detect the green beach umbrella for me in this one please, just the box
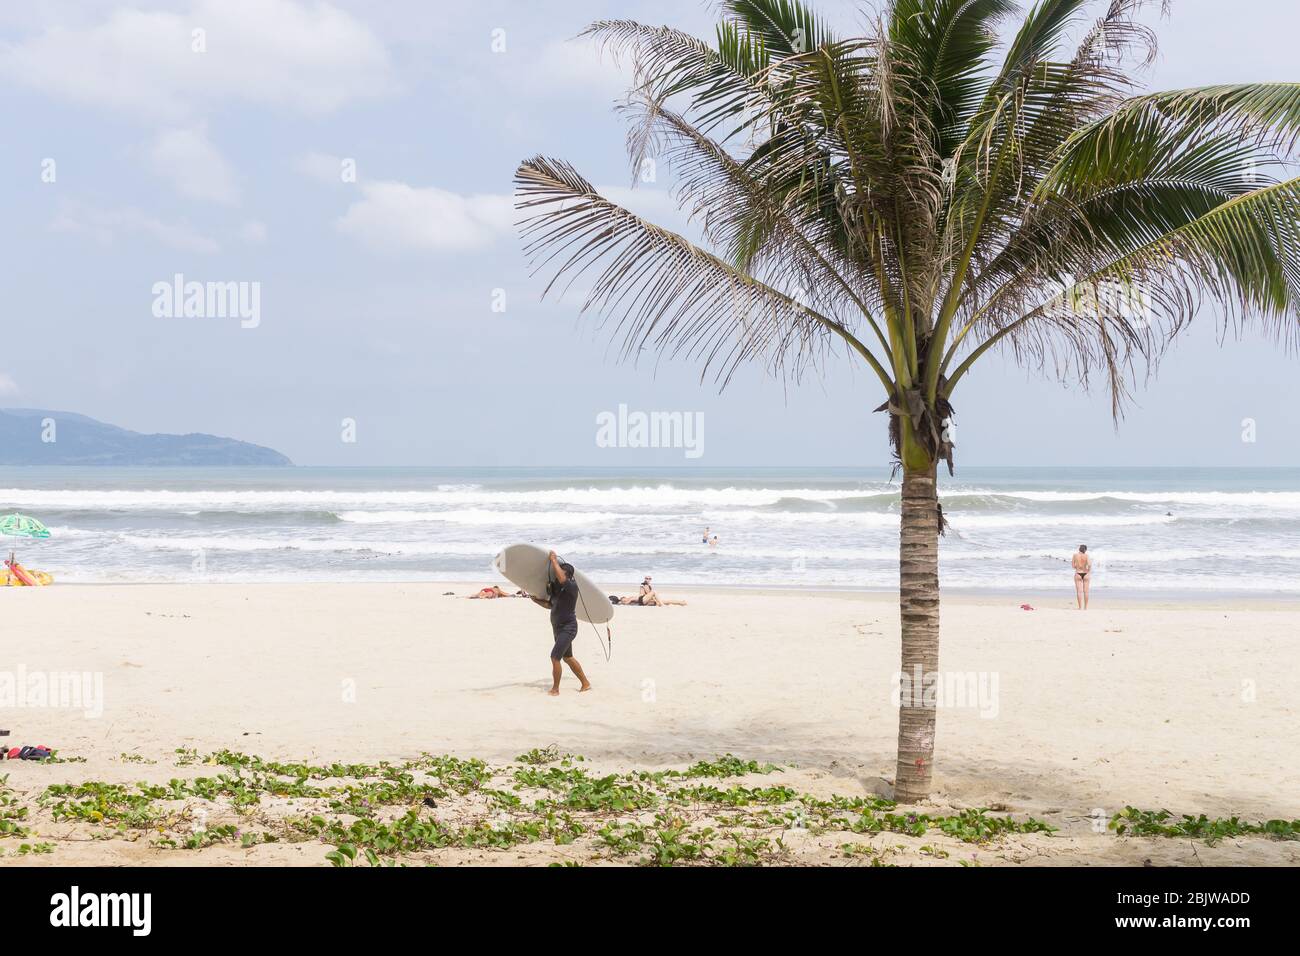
[0,514,51,540]
[2,514,51,580]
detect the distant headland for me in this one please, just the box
[0,408,292,466]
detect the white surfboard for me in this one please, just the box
[492,543,615,625]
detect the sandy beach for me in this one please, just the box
[2,583,1297,866]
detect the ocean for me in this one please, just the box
[2,466,1298,594]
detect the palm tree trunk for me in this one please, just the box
[894,460,940,802]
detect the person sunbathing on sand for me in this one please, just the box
[624,593,687,606]
[612,576,687,606]
[467,585,524,599]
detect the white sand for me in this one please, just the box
[2,583,1298,866]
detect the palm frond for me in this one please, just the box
[721,0,832,56]
[947,176,1300,408]
[1047,83,1300,185]
[888,0,1017,156]
[514,156,886,389]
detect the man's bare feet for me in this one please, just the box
[547,688,560,696]
[578,683,592,693]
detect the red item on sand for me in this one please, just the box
[1019,603,1035,611]
[3,745,52,760]
[4,559,36,587]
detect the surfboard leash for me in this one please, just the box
[575,588,612,662]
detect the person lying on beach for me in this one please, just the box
[528,551,591,696]
[613,593,688,606]
[610,576,687,606]
[1072,545,1092,611]
[467,585,525,599]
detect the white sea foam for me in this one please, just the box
[0,485,879,511]
[948,488,1300,507]
[336,509,628,526]
[7,483,1300,512]
[12,471,1300,591]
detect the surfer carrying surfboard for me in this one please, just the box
[529,551,592,696]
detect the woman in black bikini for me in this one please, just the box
[611,576,687,606]
[1072,545,1091,610]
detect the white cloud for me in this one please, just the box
[0,0,396,120]
[533,38,628,95]
[49,199,220,254]
[0,373,18,396]
[334,176,688,256]
[336,181,514,253]
[147,125,238,203]
[240,220,267,244]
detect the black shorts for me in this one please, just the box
[550,623,577,661]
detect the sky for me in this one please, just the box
[1,0,1298,468]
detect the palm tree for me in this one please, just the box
[514,0,1300,801]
